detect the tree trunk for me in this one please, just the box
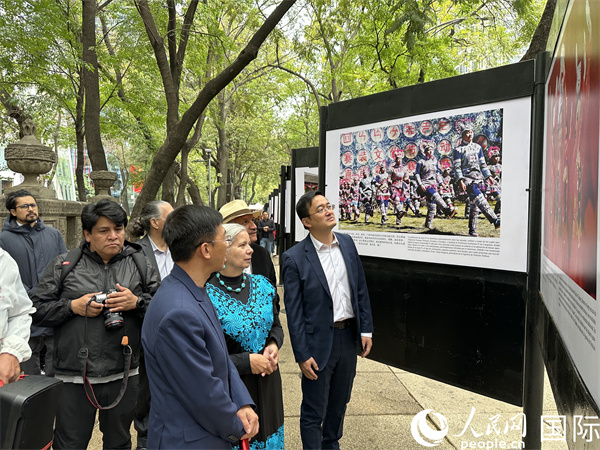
[215,92,231,209]
[175,148,189,207]
[521,0,557,61]
[75,75,87,202]
[162,162,177,204]
[248,174,257,204]
[0,87,28,137]
[45,109,62,187]
[176,113,206,207]
[186,178,203,205]
[82,0,108,176]
[120,166,130,215]
[130,0,297,221]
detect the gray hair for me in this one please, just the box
[130,200,170,238]
[223,223,248,249]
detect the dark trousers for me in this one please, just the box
[21,335,54,376]
[53,377,139,450]
[300,327,357,450]
[134,352,151,449]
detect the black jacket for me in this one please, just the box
[250,242,280,314]
[0,215,67,338]
[137,235,159,274]
[257,218,276,241]
[0,216,67,293]
[31,241,160,377]
[251,243,276,287]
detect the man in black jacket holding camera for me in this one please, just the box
[31,199,160,450]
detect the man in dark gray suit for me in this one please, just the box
[129,200,174,450]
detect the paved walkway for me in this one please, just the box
[277,311,566,450]
[87,255,567,449]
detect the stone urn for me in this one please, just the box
[4,118,57,198]
[90,170,118,201]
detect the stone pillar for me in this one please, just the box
[2,119,85,248]
[90,170,118,202]
[4,118,57,199]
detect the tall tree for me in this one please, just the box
[82,0,110,173]
[130,0,297,220]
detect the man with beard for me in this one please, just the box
[0,189,67,376]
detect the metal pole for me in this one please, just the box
[206,149,212,208]
[522,51,549,450]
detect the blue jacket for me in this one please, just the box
[142,265,254,449]
[282,232,374,369]
[0,215,67,337]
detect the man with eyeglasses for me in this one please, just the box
[142,205,258,449]
[0,189,66,377]
[282,190,374,450]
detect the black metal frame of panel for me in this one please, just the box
[290,147,319,243]
[319,60,535,407]
[277,165,293,257]
[529,1,600,448]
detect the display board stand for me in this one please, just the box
[320,60,535,406]
[277,165,292,257]
[290,147,319,243]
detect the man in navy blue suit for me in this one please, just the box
[282,191,374,450]
[142,205,259,449]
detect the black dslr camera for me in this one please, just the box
[91,289,123,330]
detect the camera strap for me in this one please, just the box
[81,339,133,410]
[79,304,133,410]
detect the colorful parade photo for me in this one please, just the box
[338,109,503,238]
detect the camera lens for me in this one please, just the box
[103,310,124,330]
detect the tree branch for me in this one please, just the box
[268,63,321,110]
[134,0,179,129]
[131,0,297,220]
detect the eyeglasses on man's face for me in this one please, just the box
[210,236,233,246]
[16,203,37,210]
[307,203,335,217]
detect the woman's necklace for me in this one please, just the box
[216,272,247,293]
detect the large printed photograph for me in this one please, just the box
[543,0,599,300]
[338,110,503,238]
[325,98,531,272]
[294,167,318,242]
[539,0,600,411]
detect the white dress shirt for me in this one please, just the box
[0,249,35,363]
[309,233,372,338]
[149,237,174,280]
[309,233,355,322]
